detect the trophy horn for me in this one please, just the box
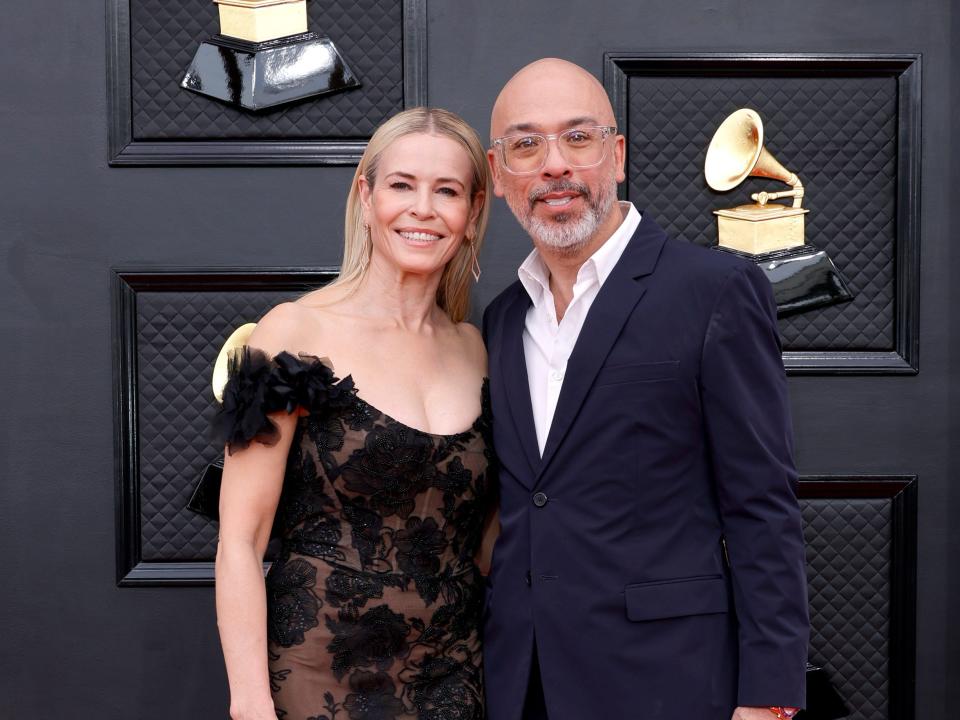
[212,322,258,403]
[704,109,804,208]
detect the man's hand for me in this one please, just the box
[731,708,782,720]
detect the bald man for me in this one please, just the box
[480,59,809,720]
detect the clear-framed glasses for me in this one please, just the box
[492,126,617,175]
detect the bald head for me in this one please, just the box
[491,58,616,138]
[487,58,627,258]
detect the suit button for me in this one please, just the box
[532,492,548,507]
[525,571,532,586]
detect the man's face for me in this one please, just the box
[489,64,626,254]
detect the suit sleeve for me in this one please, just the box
[699,262,809,708]
[481,302,492,346]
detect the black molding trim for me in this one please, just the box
[603,53,922,375]
[112,267,339,586]
[106,0,428,166]
[402,0,427,110]
[798,474,918,720]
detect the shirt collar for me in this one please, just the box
[518,201,642,307]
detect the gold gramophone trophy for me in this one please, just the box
[705,109,853,316]
[180,0,360,111]
[186,322,258,522]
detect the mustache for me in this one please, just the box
[528,180,590,209]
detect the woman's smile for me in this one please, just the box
[396,228,445,245]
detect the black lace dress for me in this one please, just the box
[212,348,495,720]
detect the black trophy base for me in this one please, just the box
[180,31,360,111]
[186,458,223,521]
[797,663,850,720]
[714,243,854,317]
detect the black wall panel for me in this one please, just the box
[108,0,427,163]
[112,269,335,584]
[800,478,917,720]
[130,0,404,140]
[604,55,921,373]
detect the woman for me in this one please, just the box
[213,107,495,720]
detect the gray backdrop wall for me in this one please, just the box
[1,0,958,717]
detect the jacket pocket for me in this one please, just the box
[624,574,728,622]
[594,360,680,387]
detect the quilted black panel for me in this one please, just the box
[626,75,897,350]
[801,497,891,720]
[137,289,297,561]
[130,0,403,139]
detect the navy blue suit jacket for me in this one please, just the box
[481,215,809,720]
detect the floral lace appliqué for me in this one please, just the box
[213,351,494,719]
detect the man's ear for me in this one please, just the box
[487,149,505,198]
[613,134,626,184]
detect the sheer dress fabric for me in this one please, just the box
[213,348,495,720]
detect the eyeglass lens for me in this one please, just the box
[502,127,609,173]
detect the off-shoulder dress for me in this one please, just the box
[212,348,495,720]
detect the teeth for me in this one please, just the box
[399,231,441,242]
[544,196,574,206]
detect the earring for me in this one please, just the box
[468,237,482,283]
[359,224,371,270]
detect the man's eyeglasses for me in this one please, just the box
[492,126,617,175]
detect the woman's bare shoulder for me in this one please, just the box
[455,321,488,373]
[247,302,318,356]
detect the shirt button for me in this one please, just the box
[550,370,564,382]
[532,492,548,507]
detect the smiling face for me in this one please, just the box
[489,59,626,255]
[359,132,481,279]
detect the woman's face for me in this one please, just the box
[360,132,481,279]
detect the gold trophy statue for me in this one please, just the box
[187,322,258,523]
[181,0,360,111]
[704,109,853,316]
[211,322,258,403]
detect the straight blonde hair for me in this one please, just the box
[326,107,491,323]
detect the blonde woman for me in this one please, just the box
[213,108,495,720]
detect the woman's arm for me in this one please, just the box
[213,304,306,720]
[215,414,295,720]
[459,320,499,576]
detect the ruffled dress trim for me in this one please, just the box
[211,347,356,455]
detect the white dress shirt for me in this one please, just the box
[518,201,642,455]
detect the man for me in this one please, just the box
[481,58,809,720]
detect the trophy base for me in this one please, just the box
[715,204,808,255]
[180,32,360,111]
[186,459,224,521]
[714,243,855,317]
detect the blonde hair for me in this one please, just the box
[323,107,491,324]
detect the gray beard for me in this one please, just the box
[507,174,618,255]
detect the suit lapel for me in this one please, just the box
[536,217,668,482]
[499,287,541,484]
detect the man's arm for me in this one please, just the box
[699,262,809,710]
[481,301,492,346]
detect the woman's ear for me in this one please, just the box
[468,190,486,237]
[358,174,373,223]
